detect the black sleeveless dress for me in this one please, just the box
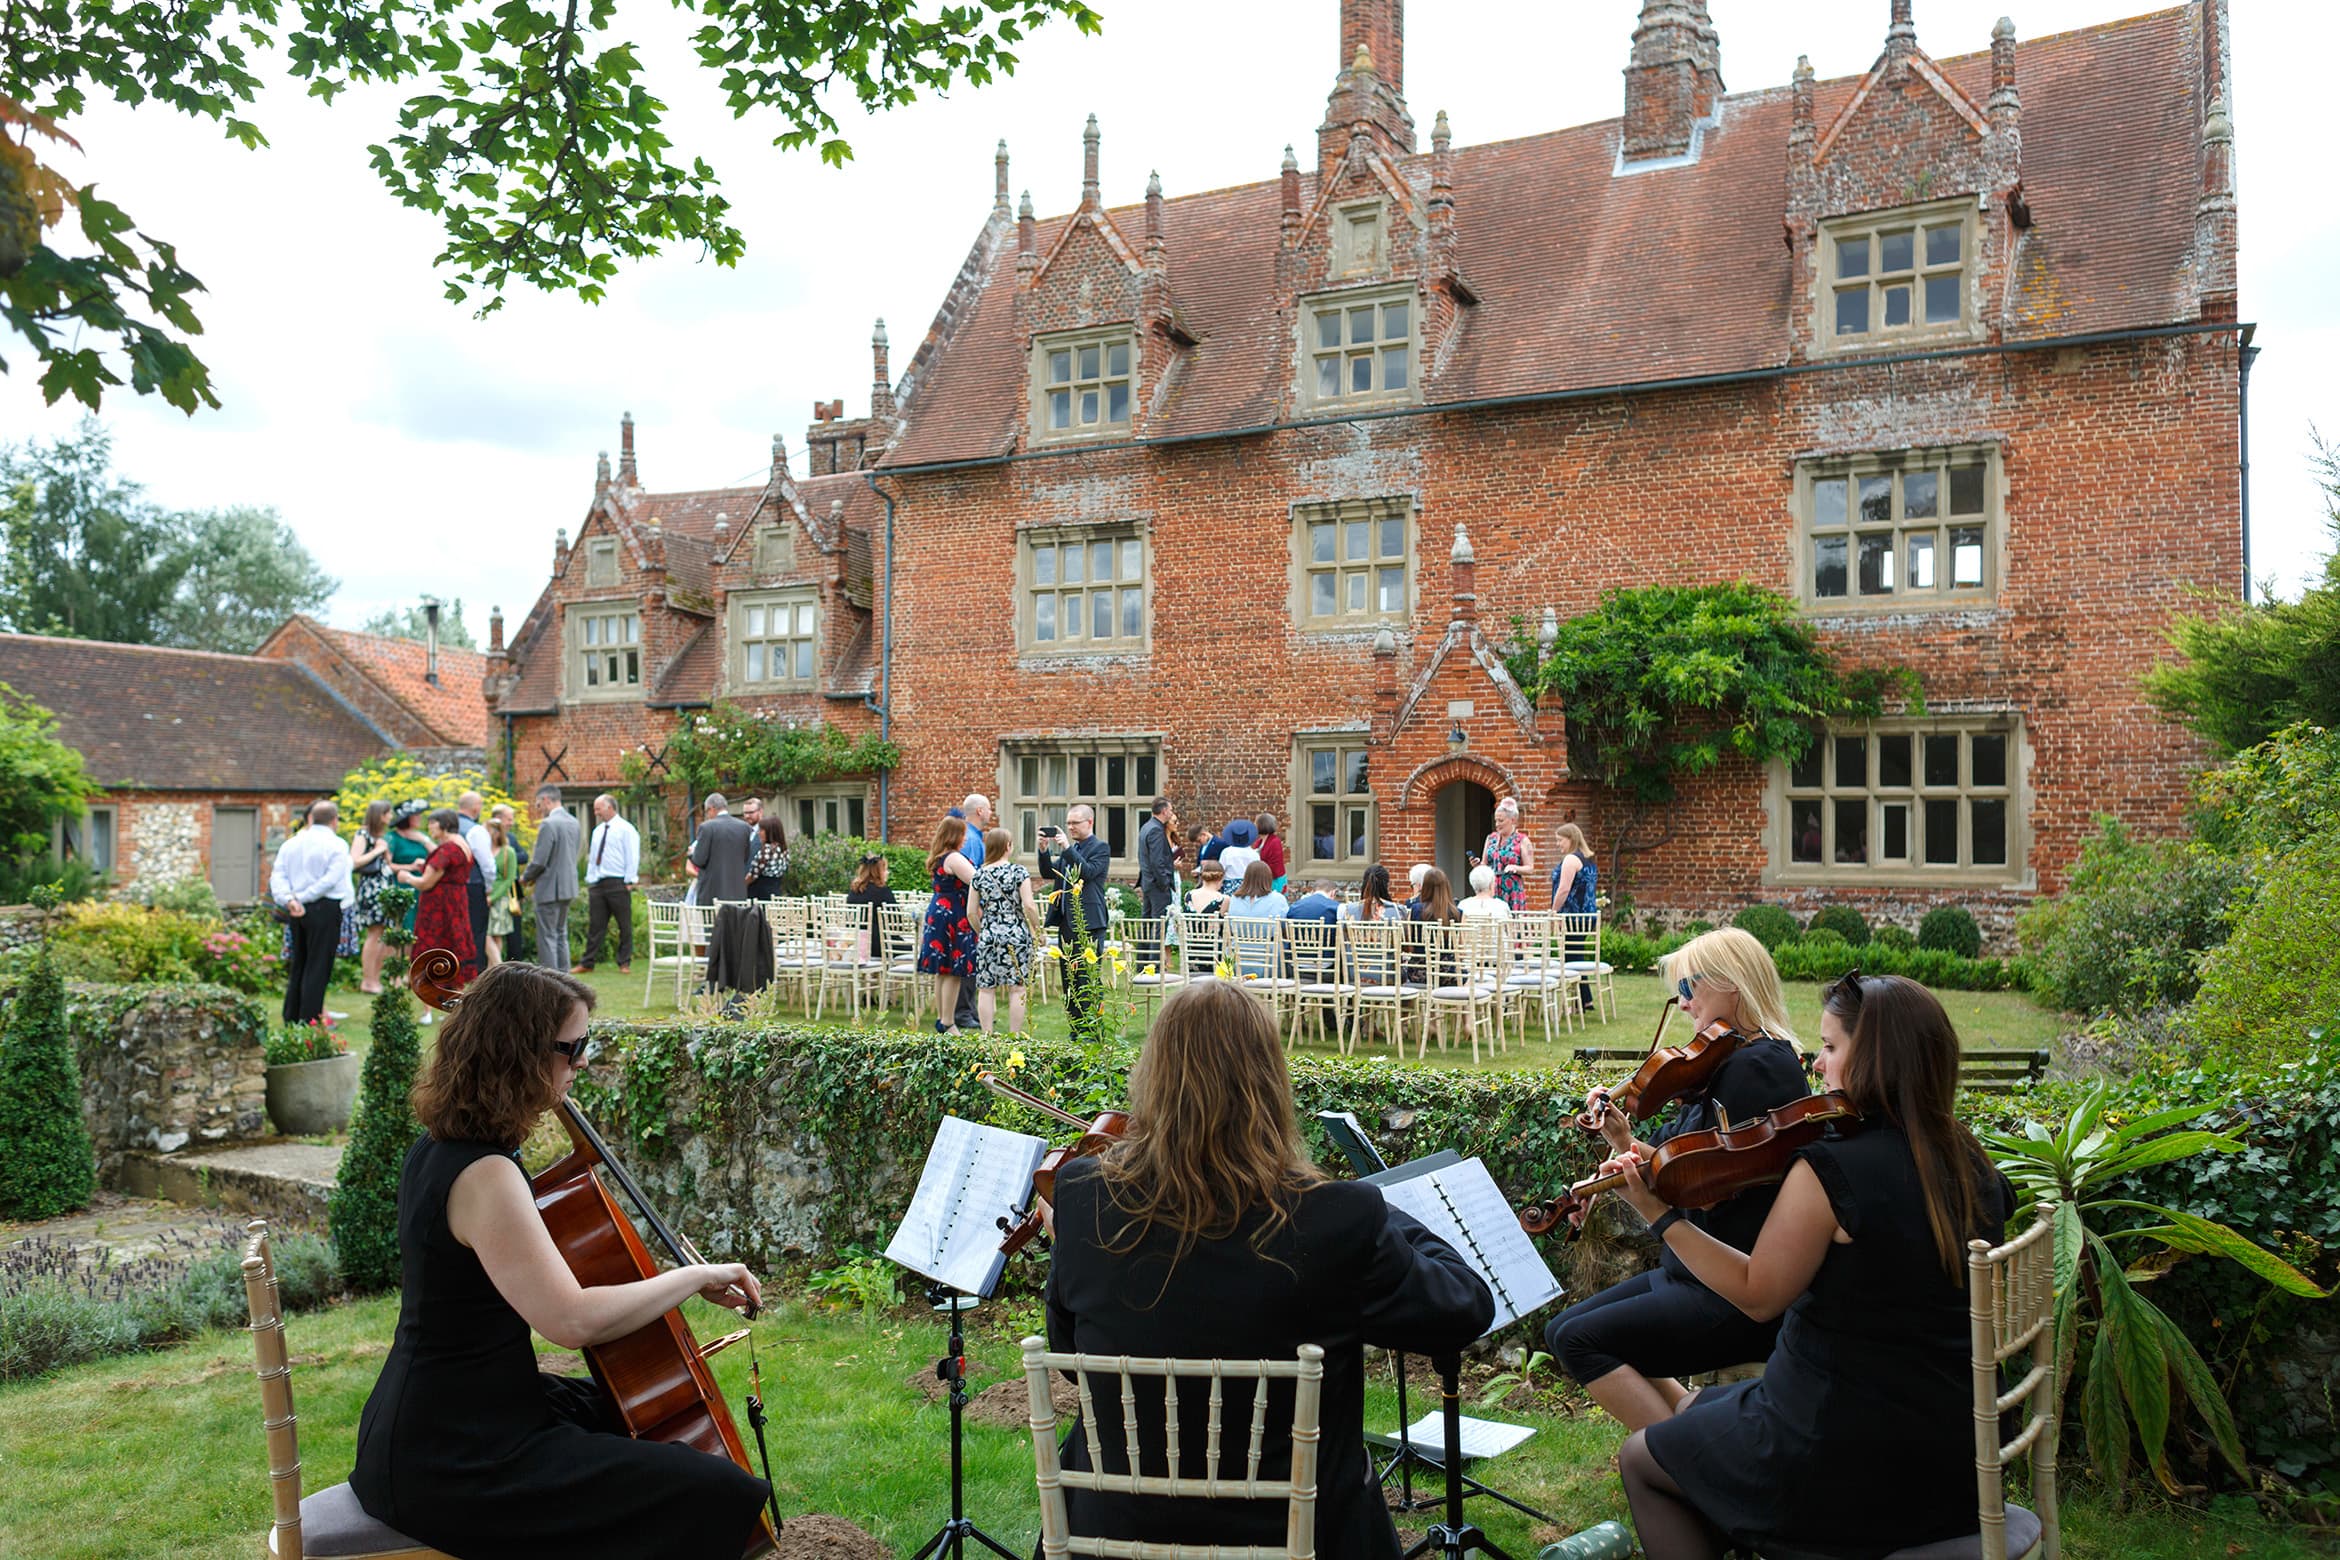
[351,1135,769,1560]
[1643,1125,2011,1559]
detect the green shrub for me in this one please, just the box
[1679,919,1714,936]
[1804,905,1870,945]
[783,833,928,897]
[1870,924,1917,952]
[48,901,214,984]
[1917,904,1983,959]
[0,1288,143,1380]
[1600,930,1687,974]
[2192,721,2340,863]
[331,966,423,1292]
[2017,819,2249,1017]
[0,854,103,906]
[193,923,280,995]
[1730,904,1799,950]
[2183,832,2340,1068]
[123,875,222,918]
[1775,930,1860,982]
[0,919,95,1219]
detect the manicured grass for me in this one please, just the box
[331,965,2069,1071]
[0,1294,2314,1560]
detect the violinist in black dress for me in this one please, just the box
[350,964,771,1560]
[1542,928,1813,1430]
[1599,973,2014,1560]
[1038,979,1495,1560]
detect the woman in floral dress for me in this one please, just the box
[1479,797,1535,914]
[971,828,1039,1037]
[399,809,480,978]
[348,800,394,993]
[915,813,981,1034]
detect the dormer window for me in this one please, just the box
[1822,202,1973,348]
[1333,201,1385,276]
[1031,327,1133,443]
[1301,286,1416,410]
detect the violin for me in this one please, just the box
[1578,995,1745,1134]
[974,1070,1129,1257]
[1521,1091,1862,1235]
[408,950,780,1556]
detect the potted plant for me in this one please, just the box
[264,1017,359,1134]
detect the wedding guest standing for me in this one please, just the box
[521,786,581,973]
[484,819,519,968]
[746,815,791,900]
[1480,798,1534,914]
[1255,813,1287,893]
[972,828,1039,1037]
[578,795,641,974]
[271,800,354,1025]
[917,813,981,1035]
[455,791,498,970]
[349,800,394,995]
[398,809,480,978]
[687,794,756,905]
[385,801,432,937]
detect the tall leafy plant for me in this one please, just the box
[330,884,422,1291]
[1980,1083,2331,1494]
[0,886,95,1217]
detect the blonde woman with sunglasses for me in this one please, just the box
[1538,926,1811,1433]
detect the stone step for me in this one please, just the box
[115,1140,343,1225]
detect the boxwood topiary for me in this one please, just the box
[0,892,96,1219]
[332,890,422,1293]
[1917,904,1983,959]
[1804,905,1871,946]
[1731,904,1799,950]
[1871,924,1917,952]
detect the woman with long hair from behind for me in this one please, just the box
[349,963,769,1559]
[1606,973,2010,1558]
[1041,979,1493,1557]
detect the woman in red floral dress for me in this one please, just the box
[399,808,481,978]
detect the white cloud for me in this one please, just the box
[1,0,2330,644]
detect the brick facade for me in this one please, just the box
[490,1,2243,944]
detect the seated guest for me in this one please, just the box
[1284,883,1343,925]
[1224,861,1289,978]
[1185,861,1229,916]
[1040,980,1493,1558]
[1458,863,1512,921]
[1542,928,1810,1432]
[1216,819,1261,893]
[844,852,895,910]
[351,964,768,1558]
[1405,867,1458,986]
[1403,861,1431,917]
[1611,973,2011,1560]
[1340,863,1406,924]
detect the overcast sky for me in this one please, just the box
[4,0,2329,643]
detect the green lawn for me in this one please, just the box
[329,966,2068,1072]
[0,1293,2313,1560]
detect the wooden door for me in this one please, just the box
[211,807,259,903]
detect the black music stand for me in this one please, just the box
[1317,1112,1440,1508]
[907,1287,1021,1560]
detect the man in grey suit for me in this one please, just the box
[521,785,581,971]
[688,793,757,904]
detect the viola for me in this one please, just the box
[974,1070,1129,1257]
[408,950,780,1557]
[1521,1091,1862,1235]
[1578,995,1745,1134]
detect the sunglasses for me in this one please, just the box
[1827,968,1866,1009]
[1674,974,1701,1005]
[551,1037,593,1064]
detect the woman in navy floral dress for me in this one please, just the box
[915,813,982,1034]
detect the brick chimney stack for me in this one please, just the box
[2195,95,2238,320]
[594,450,610,495]
[1987,17,2024,205]
[1884,0,1919,72]
[1279,146,1301,247]
[554,526,569,575]
[994,138,1010,216]
[1081,114,1101,211]
[1621,0,1723,165]
[871,319,896,421]
[487,606,505,654]
[1316,0,1414,184]
[618,411,638,486]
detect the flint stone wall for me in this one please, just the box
[66,983,273,1179]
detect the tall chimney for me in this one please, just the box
[870,319,896,421]
[1621,0,1724,165]
[420,596,442,685]
[994,138,1011,215]
[618,411,637,485]
[1081,114,1101,210]
[1316,0,1414,184]
[488,605,505,655]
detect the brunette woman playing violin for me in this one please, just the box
[1042,979,1493,1560]
[1541,927,1811,1430]
[350,964,771,1560]
[1609,973,2012,1560]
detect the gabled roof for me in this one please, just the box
[0,633,390,791]
[264,618,491,747]
[887,6,2208,469]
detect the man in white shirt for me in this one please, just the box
[578,794,642,973]
[455,791,497,967]
[269,799,355,1025]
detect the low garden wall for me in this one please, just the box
[66,983,272,1177]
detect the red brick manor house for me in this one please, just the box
[485,0,2246,938]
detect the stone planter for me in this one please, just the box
[265,1052,361,1135]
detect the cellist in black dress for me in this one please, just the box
[1038,979,1495,1559]
[1601,973,2013,1560]
[1542,927,1813,1430]
[350,963,771,1560]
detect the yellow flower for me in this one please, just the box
[1044,946,1063,960]
[1214,962,1233,979]
[1005,1049,1026,1071]
[1081,947,1098,965]
[1141,964,1158,977]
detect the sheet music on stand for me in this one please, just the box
[884,1114,1048,1299]
[1365,1152,1564,1333]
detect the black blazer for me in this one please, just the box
[1045,1157,1494,1559]
[689,812,757,903]
[1038,834,1112,934]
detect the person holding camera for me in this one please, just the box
[1038,806,1112,1024]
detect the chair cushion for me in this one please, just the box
[1878,1504,2043,1560]
[296,1483,443,1558]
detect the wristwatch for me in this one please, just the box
[1649,1208,1685,1238]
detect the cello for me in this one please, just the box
[408,949,781,1556]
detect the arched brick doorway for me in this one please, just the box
[1433,779,1495,892]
